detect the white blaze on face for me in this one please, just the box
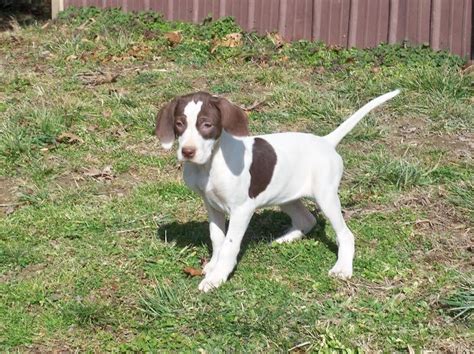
[177,100,216,164]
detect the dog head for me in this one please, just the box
[155,92,249,164]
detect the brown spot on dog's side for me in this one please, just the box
[249,138,277,198]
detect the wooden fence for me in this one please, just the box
[52,0,473,59]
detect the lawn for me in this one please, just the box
[0,7,472,351]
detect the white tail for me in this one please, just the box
[324,89,400,147]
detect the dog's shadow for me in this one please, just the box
[156,209,337,258]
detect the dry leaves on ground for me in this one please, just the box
[82,166,115,182]
[77,71,119,86]
[164,31,182,46]
[56,132,83,144]
[241,99,266,112]
[211,33,242,53]
[183,267,203,277]
[267,32,285,49]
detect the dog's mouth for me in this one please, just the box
[179,154,211,165]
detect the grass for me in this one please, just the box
[1,7,473,351]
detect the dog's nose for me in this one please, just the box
[182,147,196,159]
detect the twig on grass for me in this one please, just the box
[287,341,311,352]
[116,225,152,234]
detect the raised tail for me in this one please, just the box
[324,89,400,147]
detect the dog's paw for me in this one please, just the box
[328,262,353,279]
[273,229,304,244]
[198,271,227,292]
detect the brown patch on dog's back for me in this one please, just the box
[248,138,277,198]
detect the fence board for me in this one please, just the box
[252,0,280,34]
[348,0,390,48]
[389,0,431,45]
[61,0,473,59]
[313,0,350,46]
[431,0,472,57]
[279,0,313,41]
[195,0,220,23]
[224,0,250,31]
[148,0,167,15]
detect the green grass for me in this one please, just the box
[0,7,473,351]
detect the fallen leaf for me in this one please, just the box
[77,71,119,86]
[5,205,16,216]
[87,124,99,132]
[328,44,343,52]
[222,33,242,47]
[93,72,119,85]
[83,166,114,181]
[109,126,127,138]
[77,18,96,31]
[211,32,242,53]
[7,34,21,44]
[345,57,355,64]
[330,64,344,73]
[462,63,474,75]
[268,32,285,49]
[108,88,128,97]
[371,66,381,73]
[164,31,182,46]
[183,267,203,277]
[66,54,78,61]
[144,30,159,40]
[127,43,151,59]
[313,66,326,74]
[56,132,83,144]
[83,170,105,179]
[242,99,266,112]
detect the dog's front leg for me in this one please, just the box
[203,201,226,275]
[198,206,254,292]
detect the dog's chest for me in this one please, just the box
[184,160,246,213]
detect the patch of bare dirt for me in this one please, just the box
[52,161,178,200]
[20,343,74,354]
[124,138,162,157]
[385,115,473,161]
[0,176,23,215]
[54,170,129,198]
[396,187,472,270]
[191,76,209,91]
[344,185,472,272]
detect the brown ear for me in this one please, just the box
[211,97,249,137]
[155,98,178,150]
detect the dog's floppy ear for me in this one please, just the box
[155,98,178,150]
[211,96,249,137]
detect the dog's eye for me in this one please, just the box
[202,122,213,129]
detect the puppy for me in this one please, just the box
[156,90,400,292]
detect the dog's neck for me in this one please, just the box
[213,130,247,176]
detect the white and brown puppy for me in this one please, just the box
[156,90,400,292]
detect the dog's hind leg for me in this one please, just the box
[274,200,317,244]
[314,187,354,279]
